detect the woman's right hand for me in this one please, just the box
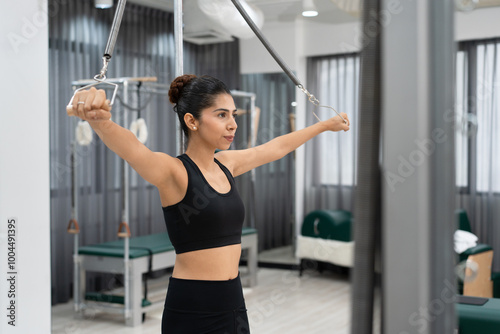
[324,112,350,132]
[67,87,112,122]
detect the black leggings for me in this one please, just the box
[162,273,250,334]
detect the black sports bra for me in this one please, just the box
[162,154,245,254]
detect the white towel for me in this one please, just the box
[454,230,478,254]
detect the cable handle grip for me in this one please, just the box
[66,219,80,234]
[299,85,348,125]
[117,221,131,238]
[66,75,118,116]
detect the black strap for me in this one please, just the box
[457,295,488,306]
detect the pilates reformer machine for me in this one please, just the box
[69,227,257,327]
[69,229,258,326]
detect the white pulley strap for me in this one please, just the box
[130,118,148,144]
[75,121,93,146]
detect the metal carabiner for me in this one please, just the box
[298,85,347,124]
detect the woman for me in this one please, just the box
[69,74,350,333]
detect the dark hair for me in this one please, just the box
[168,74,231,137]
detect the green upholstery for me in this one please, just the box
[242,227,257,236]
[456,209,472,232]
[301,210,352,242]
[79,227,258,258]
[457,298,500,333]
[492,272,500,299]
[79,233,174,258]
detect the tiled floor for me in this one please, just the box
[52,246,366,334]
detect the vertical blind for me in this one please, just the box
[303,53,360,213]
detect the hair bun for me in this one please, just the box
[168,74,197,104]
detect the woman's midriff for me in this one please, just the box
[172,244,241,280]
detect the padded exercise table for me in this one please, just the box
[296,210,354,274]
[74,227,258,327]
[456,296,500,333]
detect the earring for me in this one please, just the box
[193,126,197,130]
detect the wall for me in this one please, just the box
[0,0,51,333]
[455,6,500,41]
[239,18,360,75]
[240,21,299,74]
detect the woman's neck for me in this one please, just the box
[184,144,217,171]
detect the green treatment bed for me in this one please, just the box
[456,296,500,333]
[73,227,258,327]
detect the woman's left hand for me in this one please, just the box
[325,112,350,132]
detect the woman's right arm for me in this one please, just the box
[70,87,178,187]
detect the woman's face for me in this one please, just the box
[197,93,238,150]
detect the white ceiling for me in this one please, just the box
[247,0,358,24]
[127,0,359,25]
[126,0,500,31]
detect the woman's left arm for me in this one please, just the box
[216,113,350,177]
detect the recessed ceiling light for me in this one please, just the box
[302,0,319,17]
[95,0,113,9]
[302,10,319,17]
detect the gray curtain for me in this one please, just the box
[456,38,500,271]
[185,42,240,88]
[49,0,240,304]
[239,73,296,251]
[303,53,360,215]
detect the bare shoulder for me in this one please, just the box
[215,149,259,177]
[152,152,186,181]
[154,152,189,207]
[214,150,236,174]
[130,150,185,188]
